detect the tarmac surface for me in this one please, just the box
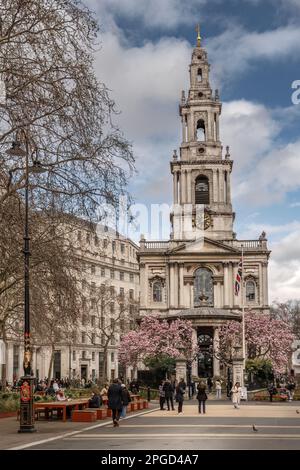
[2,400,300,451]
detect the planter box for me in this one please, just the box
[0,411,18,419]
[130,403,138,412]
[137,402,143,410]
[127,405,131,412]
[143,400,149,409]
[72,410,97,423]
[107,408,112,417]
[86,408,107,420]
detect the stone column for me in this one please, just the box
[226,171,231,204]
[213,170,218,203]
[219,169,224,203]
[174,263,179,308]
[223,262,230,307]
[213,327,220,377]
[173,172,178,204]
[213,280,220,308]
[182,117,186,142]
[169,263,175,308]
[190,112,195,141]
[192,328,198,377]
[139,263,146,307]
[232,355,244,388]
[179,263,184,307]
[183,171,187,204]
[216,113,220,141]
[259,263,263,306]
[262,262,269,306]
[176,357,187,383]
[190,283,194,308]
[187,170,192,203]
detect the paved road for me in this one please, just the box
[12,401,300,450]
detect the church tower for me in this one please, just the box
[171,28,233,240]
[138,28,270,381]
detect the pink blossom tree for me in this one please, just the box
[118,316,198,375]
[218,311,294,374]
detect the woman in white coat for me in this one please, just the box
[231,382,241,409]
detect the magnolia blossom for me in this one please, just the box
[118,316,198,367]
[218,312,295,374]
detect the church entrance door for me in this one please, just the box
[197,327,213,378]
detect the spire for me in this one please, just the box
[195,24,201,47]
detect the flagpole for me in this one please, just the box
[241,244,245,372]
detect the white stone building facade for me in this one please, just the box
[2,226,139,384]
[138,37,271,380]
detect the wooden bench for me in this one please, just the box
[72,410,97,422]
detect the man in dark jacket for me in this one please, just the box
[108,379,123,427]
[176,379,185,413]
[163,379,175,411]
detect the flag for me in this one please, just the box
[235,259,243,296]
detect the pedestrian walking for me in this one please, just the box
[120,384,131,418]
[175,378,185,413]
[159,380,166,410]
[207,377,213,393]
[196,382,208,414]
[267,383,276,402]
[108,379,123,427]
[215,379,222,399]
[163,379,175,411]
[231,382,241,409]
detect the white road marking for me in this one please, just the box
[8,408,160,450]
[64,433,300,440]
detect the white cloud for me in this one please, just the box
[207,25,300,87]
[269,227,300,301]
[85,0,208,30]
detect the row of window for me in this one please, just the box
[77,231,137,258]
[72,350,115,363]
[84,265,136,283]
[152,270,258,304]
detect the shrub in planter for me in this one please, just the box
[0,398,19,412]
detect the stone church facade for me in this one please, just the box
[138,35,271,380]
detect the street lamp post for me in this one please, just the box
[6,133,44,433]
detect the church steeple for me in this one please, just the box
[171,31,234,241]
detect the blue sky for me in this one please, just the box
[84,0,300,301]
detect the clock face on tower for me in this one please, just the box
[194,210,212,230]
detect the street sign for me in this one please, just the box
[240,386,247,401]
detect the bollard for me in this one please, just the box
[147,386,151,402]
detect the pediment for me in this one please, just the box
[169,237,239,254]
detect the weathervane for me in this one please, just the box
[196,24,201,47]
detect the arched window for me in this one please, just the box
[194,268,214,306]
[195,175,209,204]
[153,280,162,302]
[197,68,202,82]
[246,280,256,301]
[196,119,206,141]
